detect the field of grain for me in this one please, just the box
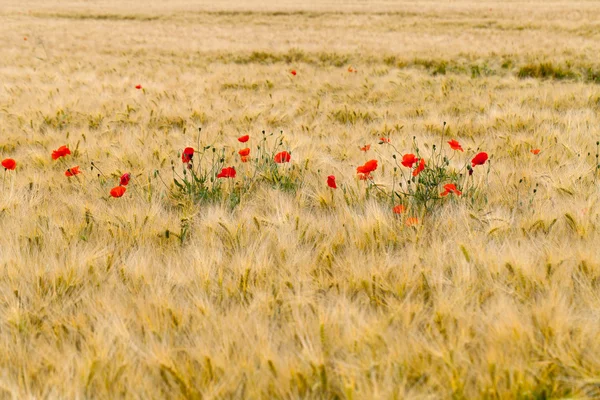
[1,1,600,398]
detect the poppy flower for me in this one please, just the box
[52,145,71,160]
[65,166,81,177]
[1,158,16,170]
[135,84,142,89]
[356,159,378,174]
[24,37,27,41]
[238,135,250,143]
[359,144,371,152]
[182,147,194,163]
[448,139,464,152]
[393,205,405,214]
[531,149,541,155]
[274,151,291,163]
[217,166,236,178]
[471,152,488,167]
[401,154,417,168]
[379,137,391,144]
[327,175,337,189]
[405,217,419,227]
[120,172,131,186]
[348,66,356,73]
[110,186,126,198]
[291,70,297,76]
[238,148,250,163]
[412,158,425,177]
[358,173,372,181]
[440,183,462,197]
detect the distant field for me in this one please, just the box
[1,1,600,398]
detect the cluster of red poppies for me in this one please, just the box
[334,139,487,190]
[180,134,292,181]
[324,138,491,221]
[1,136,501,214]
[1,145,132,198]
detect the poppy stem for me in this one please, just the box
[438,121,446,166]
[391,174,396,206]
[91,162,108,179]
[154,170,170,192]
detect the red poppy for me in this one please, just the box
[379,137,391,144]
[1,158,16,170]
[65,166,81,177]
[393,205,405,214]
[238,148,250,162]
[356,159,378,174]
[531,149,541,155]
[405,217,419,227]
[52,145,71,160]
[358,173,372,181]
[110,186,126,198]
[217,166,236,178]
[440,183,462,197]
[120,173,131,186]
[359,144,371,152]
[238,135,250,143]
[401,154,417,168]
[412,158,425,177]
[327,175,337,189]
[291,70,297,76]
[448,139,464,152]
[274,151,291,163]
[348,66,356,73]
[24,37,27,41]
[182,147,194,163]
[135,84,142,89]
[471,152,488,167]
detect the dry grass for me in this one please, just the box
[1,0,600,398]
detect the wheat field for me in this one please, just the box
[1,0,600,398]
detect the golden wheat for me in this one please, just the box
[1,0,600,398]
